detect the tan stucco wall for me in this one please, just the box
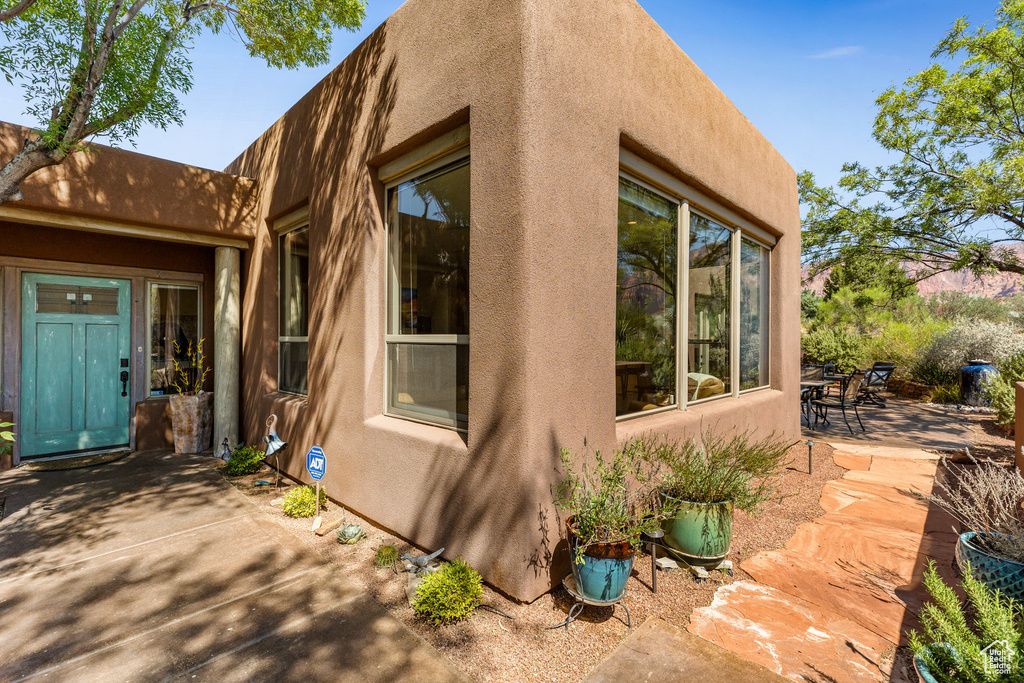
[226,0,800,601]
[0,121,258,240]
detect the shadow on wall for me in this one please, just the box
[0,121,258,240]
[231,21,565,597]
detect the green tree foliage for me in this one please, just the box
[985,350,1024,426]
[0,0,365,203]
[801,1,1024,282]
[801,327,864,372]
[800,288,821,323]
[821,258,917,301]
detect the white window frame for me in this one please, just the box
[275,206,310,397]
[145,280,202,399]
[381,132,470,431]
[616,150,775,421]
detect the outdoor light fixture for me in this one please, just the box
[806,440,815,475]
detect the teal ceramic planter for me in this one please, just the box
[660,493,733,566]
[913,644,955,683]
[956,531,1024,603]
[566,518,635,602]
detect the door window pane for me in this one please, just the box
[387,158,469,429]
[279,225,310,395]
[740,238,770,389]
[616,178,677,416]
[688,214,731,400]
[149,284,200,395]
[38,284,119,315]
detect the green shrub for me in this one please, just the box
[375,544,399,568]
[413,558,483,627]
[920,319,1024,382]
[909,561,1023,682]
[984,351,1024,427]
[860,320,946,377]
[224,446,265,476]
[925,384,961,405]
[801,327,864,372]
[281,485,327,518]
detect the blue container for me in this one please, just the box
[960,359,998,406]
[955,531,1024,603]
[567,518,635,602]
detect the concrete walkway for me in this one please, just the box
[687,443,957,682]
[0,451,468,683]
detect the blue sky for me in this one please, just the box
[0,0,1000,185]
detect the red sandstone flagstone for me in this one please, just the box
[688,581,894,682]
[832,450,872,471]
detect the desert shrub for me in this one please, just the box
[413,558,483,626]
[919,319,1024,382]
[801,288,821,323]
[909,561,1024,683]
[801,327,863,372]
[281,485,327,518]
[860,320,946,377]
[375,544,399,568]
[925,291,1009,324]
[925,384,961,405]
[924,456,1024,563]
[984,351,1024,427]
[224,446,265,476]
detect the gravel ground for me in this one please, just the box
[221,441,843,683]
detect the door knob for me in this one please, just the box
[120,370,129,397]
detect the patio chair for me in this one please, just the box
[801,364,825,381]
[810,371,866,435]
[858,363,895,406]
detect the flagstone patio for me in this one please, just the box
[687,443,957,682]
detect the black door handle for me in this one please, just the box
[120,370,129,397]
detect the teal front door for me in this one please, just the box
[20,273,132,458]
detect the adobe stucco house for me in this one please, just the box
[0,0,799,601]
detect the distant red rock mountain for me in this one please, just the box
[802,248,1024,299]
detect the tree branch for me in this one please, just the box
[0,0,38,22]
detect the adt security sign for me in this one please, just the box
[306,445,326,481]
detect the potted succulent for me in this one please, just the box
[923,456,1024,602]
[909,560,1022,683]
[656,429,789,566]
[167,338,213,454]
[553,438,676,602]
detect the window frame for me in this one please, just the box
[382,144,470,432]
[275,207,311,397]
[616,151,774,421]
[145,280,202,399]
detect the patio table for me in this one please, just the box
[801,380,832,427]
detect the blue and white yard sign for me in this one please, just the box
[306,445,326,481]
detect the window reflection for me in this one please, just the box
[740,237,770,389]
[688,214,731,400]
[616,178,677,416]
[149,284,200,395]
[279,225,309,395]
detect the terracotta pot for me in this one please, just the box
[168,393,213,454]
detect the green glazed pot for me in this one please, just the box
[659,493,733,566]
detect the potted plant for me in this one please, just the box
[656,429,789,566]
[909,560,1022,683]
[168,338,213,454]
[923,456,1024,602]
[553,438,675,602]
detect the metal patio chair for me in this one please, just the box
[858,363,895,406]
[810,370,866,435]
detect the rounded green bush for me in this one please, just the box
[224,446,266,476]
[412,558,483,627]
[375,544,399,568]
[281,485,327,518]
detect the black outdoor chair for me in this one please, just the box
[801,364,824,381]
[858,363,895,406]
[810,371,866,435]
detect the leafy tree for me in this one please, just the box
[801,1,1024,282]
[821,257,917,301]
[0,0,365,204]
[800,288,821,322]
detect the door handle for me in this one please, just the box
[120,370,129,397]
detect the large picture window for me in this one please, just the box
[386,157,469,429]
[279,224,309,395]
[616,178,677,417]
[616,167,773,419]
[148,283,200,396]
